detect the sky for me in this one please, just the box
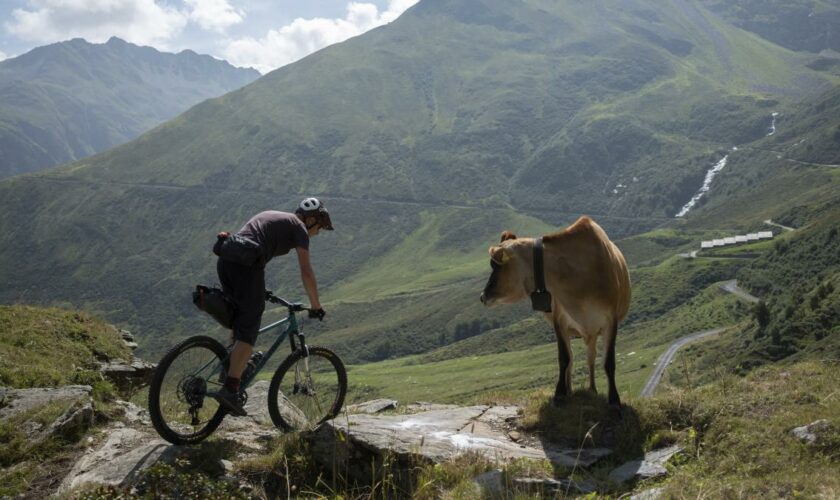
[0,0,419,74]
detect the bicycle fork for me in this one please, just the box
[293,334,315,396]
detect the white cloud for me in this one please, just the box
[223,0,419,74]
[185,0,244,33]
[5,0,188,47]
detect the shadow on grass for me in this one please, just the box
[526,390,646,482]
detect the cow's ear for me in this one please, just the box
[500,231,517,242]
[489,245,511,265]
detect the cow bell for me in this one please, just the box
[531,289,552,312]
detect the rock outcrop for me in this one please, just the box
[0,385,95,441]
[608,445,683,483]
[58,426,175,494]
[97,330,156,392]
[791,419,831,445]
[306,404,612,486]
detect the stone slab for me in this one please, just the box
[59,427,176,494]
[346,398,399,414]
[609,445,683,483]
[309,405,611,470]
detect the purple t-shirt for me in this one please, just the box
[237,211,309,265]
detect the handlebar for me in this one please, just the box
[264,291,307,312]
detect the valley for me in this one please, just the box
[0,0,838,497]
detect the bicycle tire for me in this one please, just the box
[268,345,347,432]
[148,335,229,445]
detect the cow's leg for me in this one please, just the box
[586,335,597,393]
[553,322,572,405]
[604,319,621,407]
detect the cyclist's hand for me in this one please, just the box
[308,308,326,321]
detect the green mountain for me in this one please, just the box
[0,37,259,178]
[699,0,840,53]
[0,0,837,361]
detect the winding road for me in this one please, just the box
[640,280,760,397]
[639,327,727,397]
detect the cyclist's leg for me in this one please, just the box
[212,260,264,415]
[217,259,265,378]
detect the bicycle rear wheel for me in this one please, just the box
[268,346,347,432]
[148,335,229,445]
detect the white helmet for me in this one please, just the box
[298,197,322,212]
[295,197,334,230]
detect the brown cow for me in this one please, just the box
[479,216,631,407]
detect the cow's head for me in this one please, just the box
[480,231,530,306]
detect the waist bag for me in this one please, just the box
[192,285,236,328]
[213,232,263,267]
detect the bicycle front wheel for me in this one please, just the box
[148,335,229,445]
[268,346,347,432]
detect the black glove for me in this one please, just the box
[308,308,326,321]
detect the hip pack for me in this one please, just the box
[213,232,263,267]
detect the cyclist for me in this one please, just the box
[208,197,333,416]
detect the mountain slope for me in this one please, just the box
[0,0,837,357]
[0,37,258,178]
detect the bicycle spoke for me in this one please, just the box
[157,343,224,436]
[275,351,342,431]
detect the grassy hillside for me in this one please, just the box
[301,280,749,405]
[0,305,131,388]
[700,0,840,53]
[0,0,836,363]
[669,203,840,384]
[0,305,140,497]
[0,37,258,178]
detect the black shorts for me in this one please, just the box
[217,259,265,346]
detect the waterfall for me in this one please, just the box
[767,112,779,136]
[675,155,728,217]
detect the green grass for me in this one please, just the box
[339,282,749,406]
[0,305,131,388]
[645,361,840,498]
[326,208,555,302]
[0,398,93,496]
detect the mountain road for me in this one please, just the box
[639,280,760,397]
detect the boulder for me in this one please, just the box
[346,398,399,414]
[791,419,830,445]
[404,401,460,413]
[113,400,151,426]
[608,445,683,483]
[306,405,611,486]
[59,427,177,493]
[99,359,155,392]
[0,385,92,423]
[217,380,278,451]
[46,401,95,439]
[473,469,504,497]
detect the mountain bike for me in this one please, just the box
[148,291,347,445]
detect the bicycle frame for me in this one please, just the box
[192,308,307,391]
[240,311,306,389]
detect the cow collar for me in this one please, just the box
[531,237,553,312]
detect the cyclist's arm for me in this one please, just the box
[296,247,322,310]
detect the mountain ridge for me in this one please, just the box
[0,37,259,178]
[0,0,837,359]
